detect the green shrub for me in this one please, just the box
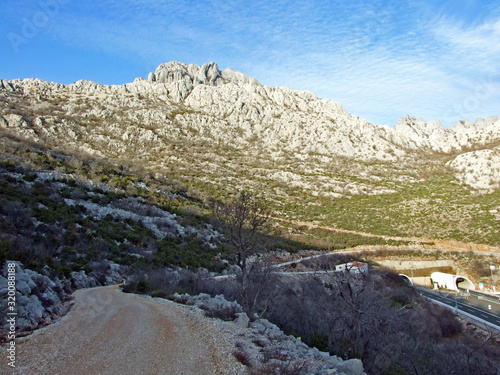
[136,279,150,293]
[310,332,329,352]
[0,239,12,264]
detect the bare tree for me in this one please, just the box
[212,191,272,313]
[246,256,281,317]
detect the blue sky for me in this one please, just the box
[1,0,499,127]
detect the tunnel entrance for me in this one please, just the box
[456,277,475,291]
[431,272,476,291]
[399,274,413,286]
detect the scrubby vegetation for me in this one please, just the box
[0,137,325,281]
[124,262,500,375]
[0,140,229,278]
[1,135,499,374]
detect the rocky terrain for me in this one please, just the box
[0,261,71,337]
[0,150,225,336]
[1,61,499,247]
[171,292,365,375]
[0,260,124,337]
[1,61,499,192]
[1,61,499,373]
[1,286,249,375]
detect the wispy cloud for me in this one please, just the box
[2,0,499,126]
[243,1,500,126]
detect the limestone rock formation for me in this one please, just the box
[0,61,499,192]
[173,292,366,375]
[0,260,126,335]
[447,146,500,191]
[0,262,71,335]
[392,115,500,153]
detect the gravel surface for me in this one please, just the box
[1,285,247,375]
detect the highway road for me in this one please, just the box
[417,287,500,330]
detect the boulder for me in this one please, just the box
[170,291,366,374]
[16,280,32,295]
[337,359,365,375]
[234,312,250,328]
[71,270,98,289]
[1,261,68,334]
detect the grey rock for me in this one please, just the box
[234,312,250,328]
[2,61,500,194]
[327,355,342,366]
[176,293,242,313]
[14,317,28,331]
[26,274,41,291]
[296,341,310,352]
[24,295,45,322]
[337,358,364,375]
[173,292,366,375]
[256,318,280,332]
[318,350,331,360]
[2,261,23,276]
[40,290,60,309]
[0,262,68,333]
[16,294,30,307]
[1,79,15,91]
[71,270,98,289]
[16,280,32,295]
[0,275,8,296]
[250,321,266,333]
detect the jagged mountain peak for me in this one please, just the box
[1,60,500,191]
[148,61,260,87]
[141,61,261,102]
[391,114,500,154]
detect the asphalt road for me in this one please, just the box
[417,288,500,330]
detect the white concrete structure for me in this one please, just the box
[431,272,475,291]
[335,262,368,274]
[399,274,414,286]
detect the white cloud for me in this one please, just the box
[8,0,499,127]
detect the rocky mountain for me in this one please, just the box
[0,62,498,158]
[1,61,499,244]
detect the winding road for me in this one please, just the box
[271,216,500,254]
[2,286,244,375]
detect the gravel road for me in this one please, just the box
[1,285,246,375]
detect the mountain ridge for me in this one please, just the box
[2,61,499,151]
[1,60,499,247]
[1,61,499,193]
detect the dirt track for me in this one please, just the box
[272,216,500,254]
[1,285,245,375]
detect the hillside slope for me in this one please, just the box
[1,61,499,245]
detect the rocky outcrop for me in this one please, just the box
[0,260,126,337]
[149,61,260,87]
[1,60,499,191]
[171,293,243,320]
[0,262,72,336]
[69,266,124,289]
[392,115,500,153]
[173,293,365,375]
[3,61,499,161]
[145,61,260,102]
[447,146,500,191]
